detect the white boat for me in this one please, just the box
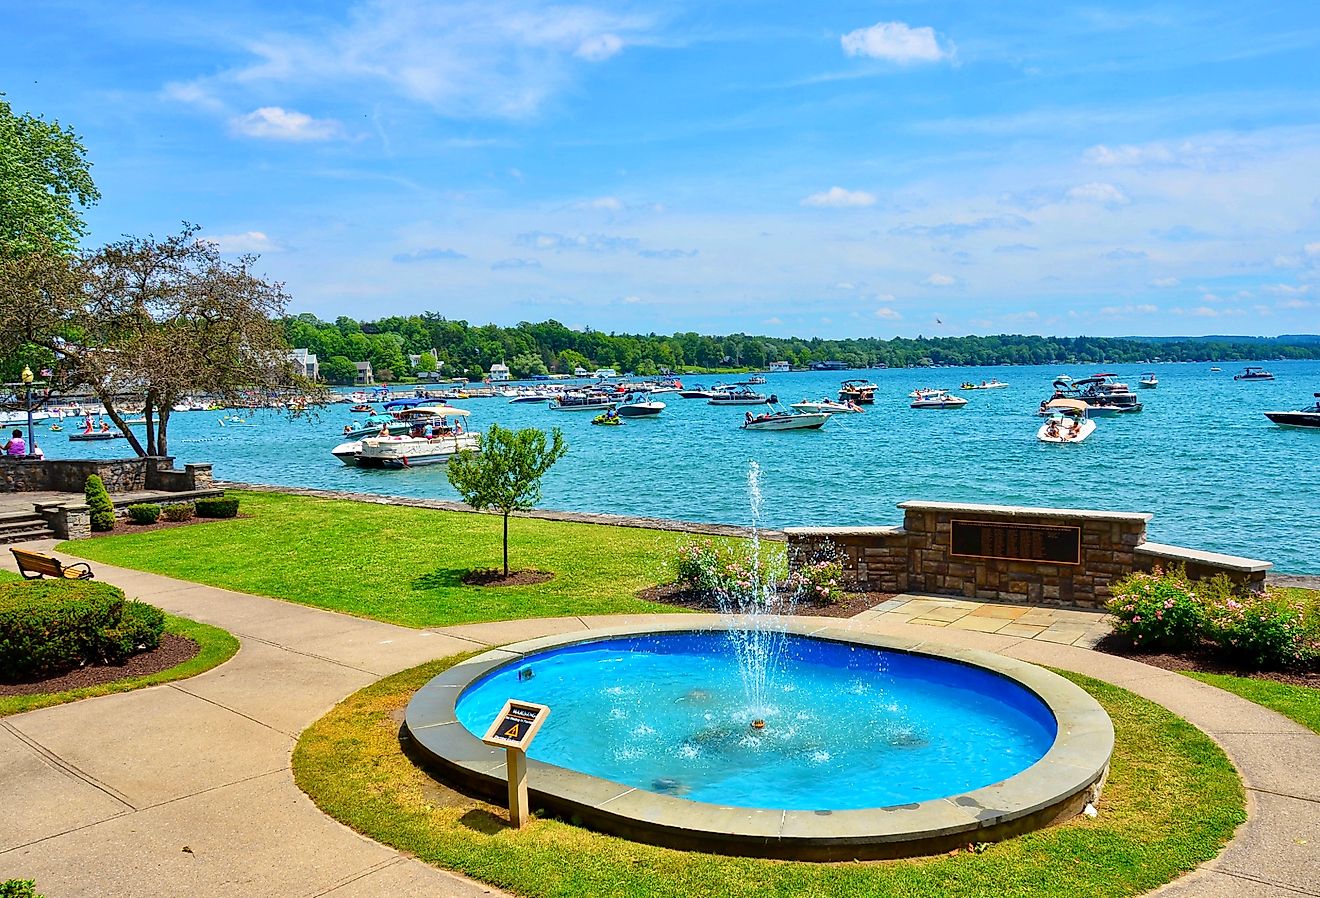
[907,388,944,399]
[1037,399,1096,443]
[959,379,1009,390]
[1139,373,1158,389]
[910,391,967,409]
[709,388,773,406]
[0,410,51,425]
[331,440,363,465]
[616,395,665,417]
[790,398,862,414]
[507,391,558,404]
[741,409,831,431]
[357,432,481,468]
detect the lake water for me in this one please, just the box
[34,361,1320,573]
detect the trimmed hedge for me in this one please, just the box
[0,580,165,682]
[161,502,195,522]
[84,474,115,532]
[195,496,240,518]
[0,881,45,898]
[127,503,161,525]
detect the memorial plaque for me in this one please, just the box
[950,519,1081,565]
[482,700,551,750]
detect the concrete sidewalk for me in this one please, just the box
[2,544,1316,897]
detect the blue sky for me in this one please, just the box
[6,1,1320,338]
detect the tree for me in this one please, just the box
[415,351,438,374]
[509,351,548,379]
[0,94,100,257]
[322,355,358,384]
[446,425,568,577]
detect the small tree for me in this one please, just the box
[446,425,567,577]
[84,474,115,532]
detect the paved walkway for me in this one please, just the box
[2,543,1316,898]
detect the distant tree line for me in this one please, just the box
[281,313,1320,383]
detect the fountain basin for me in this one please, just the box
[404,620,1113,860]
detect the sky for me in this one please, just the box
[5,0,1320,339]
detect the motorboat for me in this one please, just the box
[1234,366,1275,381]
[341,413,412,440]
[507,390,559,404]
[741,406,831,431]
[790,398,863,414]
[744,375,767,385]
[907,387,944,399]
[550,391,616,411]
[838,379,877,404]
[709,388,773,406]
[1139,373,1158,389]
[1210,367,1222,372]
[1037,399,1095,444]
[616,394,665,417]
[1265,394,1320,429]
[910,390,967,409]
[69,431,122,441]
[1041,374,1142,416]
[960,379,1009,390]
[678,384,720,399]
[356,431,481,468]
[331,440,363,465]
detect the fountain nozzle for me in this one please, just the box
[751,719,766,730]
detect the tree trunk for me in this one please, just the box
[157,405,171,458]
[98,388,147,457]
[143,397,157,457]
[503,512,510,577]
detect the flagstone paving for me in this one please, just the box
[1,542,1316,898]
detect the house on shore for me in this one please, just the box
[354,361,374,385]
[289,348,319,381]
[488,363,511,382]
[768,360,791,373]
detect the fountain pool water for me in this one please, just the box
[406,622,1114,859]
[454,631,1056,810]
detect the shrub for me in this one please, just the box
[0,580,125,680]
[1,881,44,898]
[126,503,161,525]
[785,557,846,604]
[1204,590,1319,670]
[84,474,115,532]
[98,600,166,661]
[1106,567,1205,651]
[161,502,195,522]
[673,540,785,605]
[674,541,731,597]
[194,496,240,518]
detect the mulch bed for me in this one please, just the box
[462,569,555,587]
[638,583,897,619]
[0,633,201,696]
[1094,634,1320,688]
[88,514,249,538]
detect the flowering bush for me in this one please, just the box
[1204,591,1318,670]
[1106,568,1205,651]
[785,558,846,605]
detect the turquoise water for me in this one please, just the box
[455,632,1058,810]
[36,360,1320,572]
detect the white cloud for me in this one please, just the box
[1150,276,1181,287]
[202,231,281,253]
[1277,298,1312,309]
[840,22,953,64]
[621,294,643,304]
[1305,242,1320,256]
[801,186,876,208]
[230,107,342,141]
[585,196,624,211]
[833,281,856,290]
[762,316,783,326]
[874,307,902,320]
[575,33,623,61]
[1066,182,1131,206]
[923,273,956,287]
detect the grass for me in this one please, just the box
[293,659,1245,898]
[0,612,239,717]
[63,491,693,628]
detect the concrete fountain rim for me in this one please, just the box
[402,617,1114,860]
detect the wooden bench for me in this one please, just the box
[10,548,95,581]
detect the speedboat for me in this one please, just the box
[1210,367,1222,372]
[790,398,863,414]
[357,431,481,468]
[910,390,967,409]
[1037,399,1095,443]
[741,407,831,431]
[908,387,944,399]
[616,394,665,417]
[960,379,1009,390]
[1234,366,1275,381]
[507,391,558,404]
[838,379,877,404]
[678,383,720,399]
[1041,374,1142,415]
[331,440,363,465]
[1265,394,1320,429]
[709,388,773,406]
[1139,373,1158,389]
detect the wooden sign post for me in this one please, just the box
[481,699,551,829]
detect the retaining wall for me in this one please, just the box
[0,457,213,494]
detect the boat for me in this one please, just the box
[790,398,863,414]
[1040,374,1142,416]
[350,404,375,413]
[709,388,773,406]
[356,431,481,468]
[1037,399,1096,444]
[908,387,944,399]
[507,390,558,404]
[678,384,720,399]
[549,392,616,412]
[616,394,665,417]
[1210,367,1222,372]
[1139,373,1158,389]
[960,379,1009,390]
[591,413,624,426]
[1265,394,1320,429]
[744,374,767,385]
[69,431,122,441]
[331,440,364,465]
[218,415,258,427]
[838,379,877,404]
[1234,366,1275,381]
[741,406,831,431]
[910,390,967,409]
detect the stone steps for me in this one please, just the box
[0,513,55,545]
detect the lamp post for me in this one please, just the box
[20,366,35,457]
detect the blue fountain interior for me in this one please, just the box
[455,631,1058,811]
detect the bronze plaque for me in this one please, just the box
[950,519,1081,565]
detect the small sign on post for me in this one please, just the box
[482,699,550,828]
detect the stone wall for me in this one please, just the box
[786,500,1272,609]
[0,456,212,494]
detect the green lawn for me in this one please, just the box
[0,613,238,717]
[63,491,692,628]
[294,660,1244,898]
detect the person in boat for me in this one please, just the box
[378,422,391,437]
[1045,419,1060,438]
[423,422,434,440]
[343,424,353,435]
[745,411,754,424]
[4,429,26,457]
[99,420,110,433]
